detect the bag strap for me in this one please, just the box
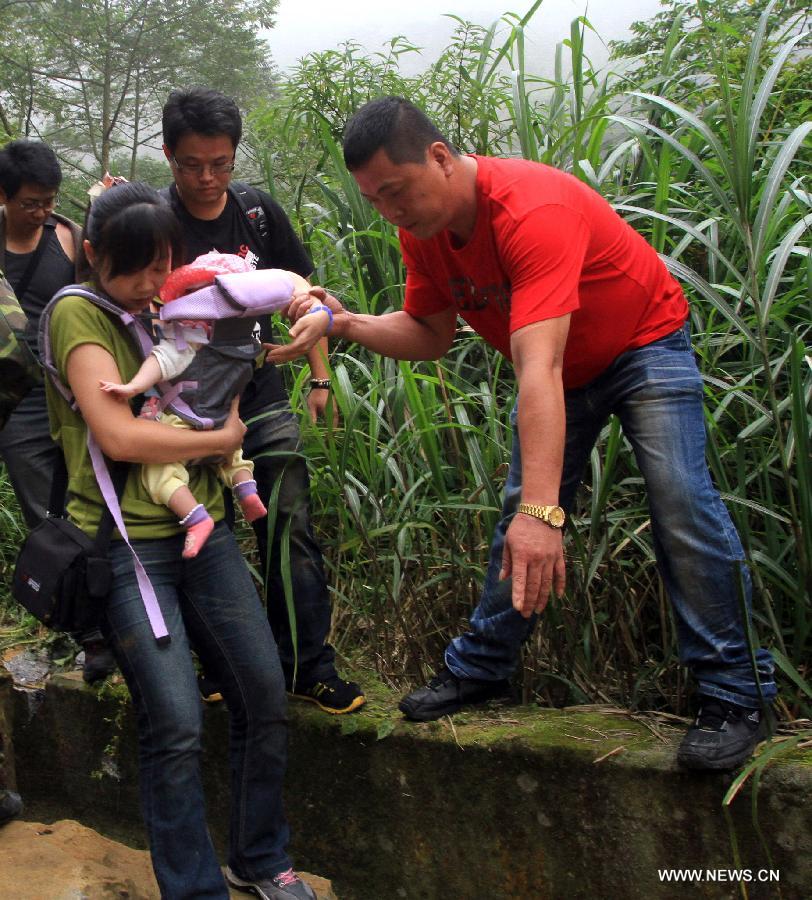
[47,450,70,518]
[86,433,170,645]
[47,447,129,554]
[13,220,54,300]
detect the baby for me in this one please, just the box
[100,252,315,559]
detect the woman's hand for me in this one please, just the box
[218,397,247,457]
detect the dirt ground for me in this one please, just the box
[0,818,335,900]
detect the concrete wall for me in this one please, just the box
[9,671,812,899]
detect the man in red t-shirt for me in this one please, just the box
[271,97,775,772]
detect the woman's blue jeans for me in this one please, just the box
[446,326,776,708]
[103,523,290,899]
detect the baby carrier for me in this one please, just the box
[40,268,296,429]
[36,268,297,643]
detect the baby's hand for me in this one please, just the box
[263,308,330,364]
[99,380,138,399]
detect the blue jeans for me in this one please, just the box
[446,326,776,708]
[243,401,335,686]
[103,523,291,899]
[0,384,60,528]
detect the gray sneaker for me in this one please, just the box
[225,865,317,900]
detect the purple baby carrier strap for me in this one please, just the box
[87,435,170,644]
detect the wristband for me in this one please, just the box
[306,303,333,334]
[310,378,331,390]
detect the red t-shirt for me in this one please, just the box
[401,156,688,388]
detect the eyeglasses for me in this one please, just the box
[15,194,59,211]
[170,156,236,176]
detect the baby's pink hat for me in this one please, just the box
[160,251,252,302]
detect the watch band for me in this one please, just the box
[309,378,331,390]
[518,503,566,528]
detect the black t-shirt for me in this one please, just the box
[4,218,75,358]
[164,182,313,415]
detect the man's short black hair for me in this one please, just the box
[162,87,242,152]
[0,140,62,199]
[343,96,458,170]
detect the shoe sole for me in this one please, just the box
[288,691,366,715]
[224,868,272,900]
[225,868,316,900]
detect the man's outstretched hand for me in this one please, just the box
[264,287,346,364]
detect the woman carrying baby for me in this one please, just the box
[45,180,316,900]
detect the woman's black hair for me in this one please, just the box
[78,181,184,282]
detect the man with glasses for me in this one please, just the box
[160,87,365,717]
[0,140,117,682]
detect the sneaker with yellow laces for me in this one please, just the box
[288,674,365,714]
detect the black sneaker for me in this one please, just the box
[399,666,511,722]
[225,864,316,900]
[288,675,365,714]
[0,790,23,826]
[197,673,223,704]
[677,697,768,771]
[81,641,117,684]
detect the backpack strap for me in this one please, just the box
[160,181,269,251]
[12,220,54,301]
[49,212,83,275]
[228,182,269,243]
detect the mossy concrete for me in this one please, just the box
[7,670,812,900]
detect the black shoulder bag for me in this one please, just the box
[12,452,128,633]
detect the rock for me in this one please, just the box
[0,819,336,899]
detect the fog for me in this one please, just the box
[264,0,665,76]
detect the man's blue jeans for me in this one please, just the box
[243,401,336,687]
[0,384,59,528]
[446,325,776,708]
[104,523,291,899]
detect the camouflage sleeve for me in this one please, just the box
[0,273,41,429]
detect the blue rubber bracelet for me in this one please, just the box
[306,303,333,334]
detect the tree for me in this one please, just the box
[0,0,279,177]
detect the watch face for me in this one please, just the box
[548,506,566,528]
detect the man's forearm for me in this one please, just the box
[516,374,566,506]
[510,318,570,507]
[333,309,453,360]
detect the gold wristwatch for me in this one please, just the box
[518,503,566,529]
